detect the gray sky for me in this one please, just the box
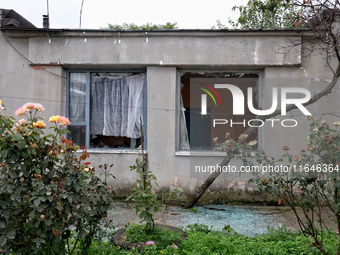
[1,0,249,29]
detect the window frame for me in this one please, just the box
[176,70,263,154]
[66,69,147,150]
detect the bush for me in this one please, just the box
[251,119,340,254]
[126,158,162,233]
[0,102,112,254]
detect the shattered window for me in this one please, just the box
[67,72,145,149]
[179,72,259,151]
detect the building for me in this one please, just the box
[1,9,339,202]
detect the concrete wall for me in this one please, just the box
[1,29,339,203]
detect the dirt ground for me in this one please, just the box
[252,205,338,232]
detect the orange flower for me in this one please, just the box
[16,103,44,116]
[307,116,313,121]
[61,136,66,143]
[33,103,44,112]
[278,196,287,205]
[49,115,70,127]
[33,121,46,129]
[58,116,70,127]
[248,140,257,146]
[34,173,43,180]
[282,146,290,151]
[22,103,44,112]
[262,178,268,184]
[49,115,60,123]
[239,133,248,139]
[15,107,25,116]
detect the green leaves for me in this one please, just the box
[106,22,178,30]
[0,103,112,254]
[0,235,7,247]
[227,0,305,29]
[127,157,162,233]
[251,120,340,254]
[13,133,23,141]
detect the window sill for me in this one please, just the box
[175,151,257,157]
[84,149,147,154]
[175,150,227,157]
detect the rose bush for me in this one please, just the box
[0,101,112,254]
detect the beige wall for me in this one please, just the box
[1,29,339,202]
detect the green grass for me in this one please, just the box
[75,225,339,255]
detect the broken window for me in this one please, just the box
[179,71,259,151]
[67,71,145,149]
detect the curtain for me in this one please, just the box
[179,95,190,150]
[91,73,144,138]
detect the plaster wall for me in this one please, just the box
[1,30,339,202]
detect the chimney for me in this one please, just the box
[43,15,49,29]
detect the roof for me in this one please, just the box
[0,8,313,38]
[0,9,36,29]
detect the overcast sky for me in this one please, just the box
[1,0,249,29]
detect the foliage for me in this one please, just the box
[70,225,339,254]
[105,22,178,30]
[185,223,212,234]
[126,158,163,233]
[0,102,112,254]
[188,208,200,213]
[250,119,340,254]
[180,226,318,255]
[227,0,304,29]
[168,188,182,200]
[214,132,266,166]
[98,163,116,186]
[215,119,340,254]
[125,223,183,250]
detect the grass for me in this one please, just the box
[75,224,339,255]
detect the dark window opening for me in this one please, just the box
[179,72,259,151]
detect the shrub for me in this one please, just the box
[214,118,340,254]
[0,102,112,254]
[250,119,340,254]
[126,158,162,233]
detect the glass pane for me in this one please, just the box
[69,125,86,147]
[69,73,86,122]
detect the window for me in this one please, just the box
[178,71,259,151]
[67,71,146,149]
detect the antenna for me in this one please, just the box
[43,0,50,29]
[79,0,85,29]
[46,0,49,17]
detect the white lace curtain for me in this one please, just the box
[179,82,190,150]
[179,96,190,150]
[91,73,144,138]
